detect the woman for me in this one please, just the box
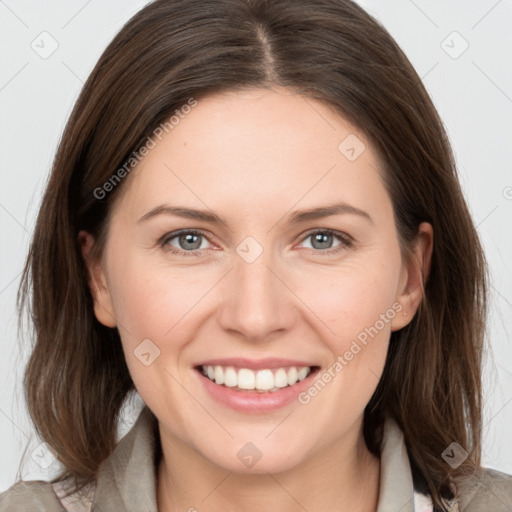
[1,0,511,511]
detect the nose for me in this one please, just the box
[216,249,297,343]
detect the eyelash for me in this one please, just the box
[159,228,353,257]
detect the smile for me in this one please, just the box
[199,365,313,392]
[194,359,320,413]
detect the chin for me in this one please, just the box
[196,438,309,475]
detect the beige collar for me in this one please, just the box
[89,406,430,511]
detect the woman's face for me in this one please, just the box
[83,87,430,474]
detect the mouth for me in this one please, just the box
[196,364,319,393]
[193,358,321,412]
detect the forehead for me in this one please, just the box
[113,87,391,223]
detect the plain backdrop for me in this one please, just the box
[1,0,511,492]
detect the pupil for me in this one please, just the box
[313,232,332,250]
[180,233,201,250]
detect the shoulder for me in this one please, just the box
[458,467,512,511]
[0,478,94,512]
[0,480,65,511]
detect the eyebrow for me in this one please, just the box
[137,202,372,226]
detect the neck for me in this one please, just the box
[156,420,381,512]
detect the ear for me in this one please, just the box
[391,222,433,332]
[78,230,117,328]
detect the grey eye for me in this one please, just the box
[297,230,350,253]
[177,232,203,250]
[309,232,335,250]
[164,231,209,252]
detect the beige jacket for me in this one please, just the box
[1,406,511,511]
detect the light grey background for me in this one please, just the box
[1,0,511,492]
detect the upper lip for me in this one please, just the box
[194,358,317,370]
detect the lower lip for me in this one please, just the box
[195,368,318,413]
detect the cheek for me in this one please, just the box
[294,271,395,431]
[296,259,401,346]
[293,250,401,411]
[105,254,201,415]
[106,251,214,342]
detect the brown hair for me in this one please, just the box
[18,0,488,509]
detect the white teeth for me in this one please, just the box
[297,367,309,381]
[255,369,274,390]
[286,367,298,386]
[200,365,312,391]
[214,365,224,385]
[224,367,237,387]
[274,368,288,388]
[237,368,255,390]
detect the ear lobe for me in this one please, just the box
[78,230,117,328]
[391,222,433,332]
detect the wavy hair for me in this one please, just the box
[18,1,487,509]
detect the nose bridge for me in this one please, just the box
[217,242,295,341]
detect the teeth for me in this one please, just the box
[224,367,237,387]
[255,369,274,390]
[201,365,312,391]
[214,365,224,385]
[297,367,309,381]
[286,367,298,385]
[274,368,288,388]
[238,369,255,390]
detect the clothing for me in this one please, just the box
[1,406,511,511]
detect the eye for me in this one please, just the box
[160,230,212,256]
[297,229,352,254]
[159,228,352,257]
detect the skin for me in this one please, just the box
[79,87,433,512]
